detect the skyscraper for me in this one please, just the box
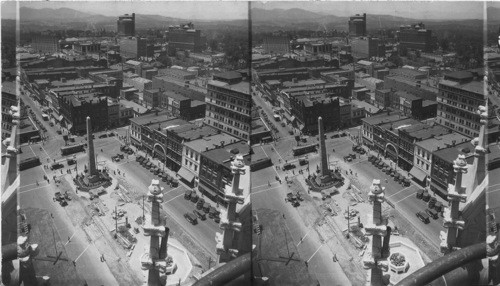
[348,13,367,37]
[117,13,135,37]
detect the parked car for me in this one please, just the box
[190,193,199,203]
[98,134,108,139]
[59,199,68,207]
[54,192,64,201]
[184,213,198,225]
[108,132,115,137]
[57,130,62,135]
[283,163,296,170]
[416,189,424,199]
[193,209,207,221]
[299,159,308,166]
[66,159,76,165]
[184,190,193,200]
[50,163,64,170]
[416,212,430,224]
[426,208,439,220]
[197,198,205,210]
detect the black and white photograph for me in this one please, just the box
[1,1,499,286]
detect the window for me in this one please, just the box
[185,159,188,165]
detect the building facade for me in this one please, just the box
[205,72,251,141]
[117,13,135,37]
[348,13,367,37]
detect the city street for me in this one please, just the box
[18,88,220,285]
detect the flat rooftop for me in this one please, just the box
[361,113,406,125]
[202,141,251,167]
[433,140,475,164]
[184,133,239,153]
[440,79,484,95]
[416,133,470,153]
[177,125,219,141]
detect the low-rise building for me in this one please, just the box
[430,141,475,198]
[181,133,239,188]
[198,141,251,205]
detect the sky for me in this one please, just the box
[252,1,485,20]
[2,1,249,20]
[0,1,489,21]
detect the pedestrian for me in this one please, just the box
[385,179,388,184]
[268,181,270,187]
[283,214,285,219]
[36,180,39,186]
[72,261,76,267]
[50,213,54,218]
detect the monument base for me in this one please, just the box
[74,170,112,192]
[307,170,344,192]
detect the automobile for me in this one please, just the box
[422,191,431,202]
[66,158,76,165]
[54,192,64,201]
[197,198,205,210]
[49,122,54,127]
[416,189,424,199]
[292,200,300,207]
[108,132,115,137]
[301,138,307,143]
[214,216,221,223]
[288,130,294,135]
[120,145,128,152]
[136,156,143,162]
[296,193,304,201]
[299,159,308,166]
[57,130,62,135]
[281,122,286,127]
[283,163,296,170]
[193,209,207,220]
[127,149,134,155]
[184,213,198,225]
[331,134,340,139]
[203,203,211,213]
[190,193,199,203]
[59,199,68,207]
[117,153,125,159]
[426,208,439,220]
[357,149,366,155]
[98,134,108,139]
[112,156,121,162]
[209,206,220,219]
[434,201,443,213]
[428,197,437,209]
[349,153,357,159]
[133,228,140,234]
[416,212,430,224]
[64,192,71,201]
[50,163,64,170]
[340,132,348,137]
[344,156,353,162]
[184,190,193,200]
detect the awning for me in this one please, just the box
[177,167,195,183]
[410,167,427,182]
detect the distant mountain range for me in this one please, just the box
[8,6,489,32]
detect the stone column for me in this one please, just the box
[86,117,97,176]
[318,117,329,178]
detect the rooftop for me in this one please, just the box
[415,133,470,153]
[361,113,406,125]
[202,141,251,167]
[351,99,380,114]
[191,100,205,107]
[51,78,94,87]
[405,124,450,140]
[396,91,421,101]
[177,125,218,141]
[184,133,239,153]
[164,91,189,101]
[380,118,421,132]
[422,100,437,107]
[121,100,150,115]
[214,71,242,80]
[252,118,270,134]
[433,140,475,164]
[440,79,484,95]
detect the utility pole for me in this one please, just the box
[346,205,350,238]
[142,195,145,223]
[114,206,118,239]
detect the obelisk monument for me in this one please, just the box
[319,117,328,177]
[87,116,97,176]
[316,117,333,184]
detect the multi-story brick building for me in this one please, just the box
[59,93,108,134]
[397,23,433,52]
[129,111,170,148]
[430,140,475,198]
[436,71,485,138]
[166,22,203,52]
[198,141,250,205]
[117,13,135,37]
[397,124,450,176]
[413,133,469,185]
[361,113,404,149]
[348,13,366,37]
[143,89,160,108]
[181,133,239,187]
[205,72,251,141]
